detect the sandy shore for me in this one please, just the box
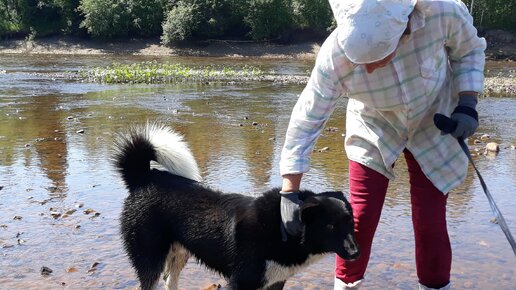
[3,35,513,60]
[0,36,322,59]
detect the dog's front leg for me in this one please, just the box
[228,264,265,290]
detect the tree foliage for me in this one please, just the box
[462,0,516,31]
[1,0,514,41]
[78,0,166,38]
[0,0,82,37]
[161,1,200,44]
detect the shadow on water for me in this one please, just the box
[0,54,515,289]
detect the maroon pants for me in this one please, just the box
[335,150,451,288]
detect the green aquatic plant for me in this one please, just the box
[85,61,267,84]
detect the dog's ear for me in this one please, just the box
[299,199,323,224]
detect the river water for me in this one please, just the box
[0,54,515,289]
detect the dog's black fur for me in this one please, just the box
[114,124,359,290]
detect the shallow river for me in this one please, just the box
[0,54,515,289]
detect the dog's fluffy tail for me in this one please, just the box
[113,123,201,190]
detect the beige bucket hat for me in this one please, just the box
[330,0,417,64]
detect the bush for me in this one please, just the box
[79,0,132,38]
[79,0,166,38]
[129,0,167,37]
[161,1,200,44]
[0,2,14,37]
[161,0,248,44]
[14,0,81,37]
[244,0,293,41]
[292,0,332,32]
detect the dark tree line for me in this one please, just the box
[0,0,513,43]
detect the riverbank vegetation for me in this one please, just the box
[82,61,515,97]
[85,61,266,84]
[1,0,514,43]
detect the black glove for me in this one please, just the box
[449,95,478,139]
[280,191,303,241]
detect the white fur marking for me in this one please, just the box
[263,254,327,287]
[144,123,202,182]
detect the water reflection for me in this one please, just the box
[0,54,515,289]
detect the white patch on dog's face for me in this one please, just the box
[263,254,326,287]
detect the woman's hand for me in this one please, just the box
[280,174,304,241]
[450,93,478,139]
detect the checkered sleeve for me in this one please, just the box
[279,42,348,176]
[445,0,486,94]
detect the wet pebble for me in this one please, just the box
[88,261,100,273]
[46,186,59,193]
[50,211,61,219]
[13,215,22,220]
[62,208,77,218]
[480,134,491,140]
[83,208,98,215]
[75,202,84,208]
[66,266,78,273]
[317,147,330,152]
[77,129,85,134]
[40,266,53,276]
[325,127,339,132]
[484,142,500,153]
[65,209,77,215]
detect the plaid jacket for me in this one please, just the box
[280,0,486,193]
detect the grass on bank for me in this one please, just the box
[83,61,516,96]
[85,61,267,84]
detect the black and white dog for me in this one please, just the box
[113,123,359,290]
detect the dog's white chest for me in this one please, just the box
[263,254,326,286]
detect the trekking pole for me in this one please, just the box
[434,113,516,257]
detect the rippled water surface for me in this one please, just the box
[0,54,515,289]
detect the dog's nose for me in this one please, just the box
[343,234,360,259]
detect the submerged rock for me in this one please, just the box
[40,266,53,276]
[485,142,500,153]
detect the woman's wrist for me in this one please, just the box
[281,173,303,192]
